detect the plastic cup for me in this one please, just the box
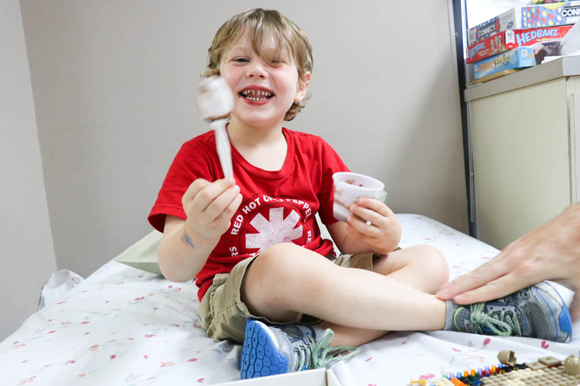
[332,172,386,222]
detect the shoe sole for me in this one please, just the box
[535,282,573,343]
[240,320,290,379]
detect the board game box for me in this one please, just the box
[474,46,536,80]
[466,25,572,63]
[468,1,580,45]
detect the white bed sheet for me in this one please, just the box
[1,214,579,386]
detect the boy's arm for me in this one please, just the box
[326,198,401,255]
[157,177,242,282]
[157,215,220,282]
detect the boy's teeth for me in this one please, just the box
[241,89,272,98]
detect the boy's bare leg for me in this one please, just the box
[319,245,449,346]
[241,244,449,347]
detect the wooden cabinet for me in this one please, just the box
[465,56,580,249]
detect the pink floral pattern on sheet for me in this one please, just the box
[0,257,241,386]
[1,215,578,386]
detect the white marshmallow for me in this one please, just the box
[196,76,234,120]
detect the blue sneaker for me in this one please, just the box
[240,319,359,379]
[453,281,573,342]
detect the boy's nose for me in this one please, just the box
[246,60,268,78]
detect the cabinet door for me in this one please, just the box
[470,78,572,249]
[569,77,580,204]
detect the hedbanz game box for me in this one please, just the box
[466,25,572,63]
[474,46,536,80]
[468,1,580,45]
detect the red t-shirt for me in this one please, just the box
[148,127,349,301]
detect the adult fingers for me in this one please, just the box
[449,271,538,305]
[436,256,512,300]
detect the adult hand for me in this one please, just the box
[345,198,402,255]
[182,177,243,240]
[436,204,580,321]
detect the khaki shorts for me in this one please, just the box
[198,252,377,343]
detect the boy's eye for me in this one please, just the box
[233,58,249,63]
[269,58,283,65]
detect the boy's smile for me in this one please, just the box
[239,86,274,105]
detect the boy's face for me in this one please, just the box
[220,31,310,130]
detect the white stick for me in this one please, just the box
[210,119,233,178]
[196,76,235,179]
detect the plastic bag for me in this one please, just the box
[38,269,84,310]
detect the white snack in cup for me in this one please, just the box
[332,172,386,222]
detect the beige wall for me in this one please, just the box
[12,0,466,306]
[0,0,57,340]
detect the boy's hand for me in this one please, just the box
[346,198,402,255]
[182,177,243,240]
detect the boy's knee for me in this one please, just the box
[250,243,308,285]
[244,243,319,311]
[413,245,449,287]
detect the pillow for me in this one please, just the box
[114,230,164,276]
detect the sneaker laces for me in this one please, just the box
[291,328,359,371]
[462,303,522,337]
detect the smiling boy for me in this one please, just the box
[149,8,572,381]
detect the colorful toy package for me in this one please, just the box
[466,25,572,63]
[468,1,580,45]
[474,47,536,80]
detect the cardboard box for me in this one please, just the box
[212,369,342,386]
[474,47,536,80]
[466,25,572,63]
[467,1,580,45]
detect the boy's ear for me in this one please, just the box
[295,72,311,103]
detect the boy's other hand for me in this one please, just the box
[182,177,243,240]
[346,198,402,255]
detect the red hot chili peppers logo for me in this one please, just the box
[225,194,314,257]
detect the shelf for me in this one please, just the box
[464,55,580,102]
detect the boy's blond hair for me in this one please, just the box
[206,8,313,121]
